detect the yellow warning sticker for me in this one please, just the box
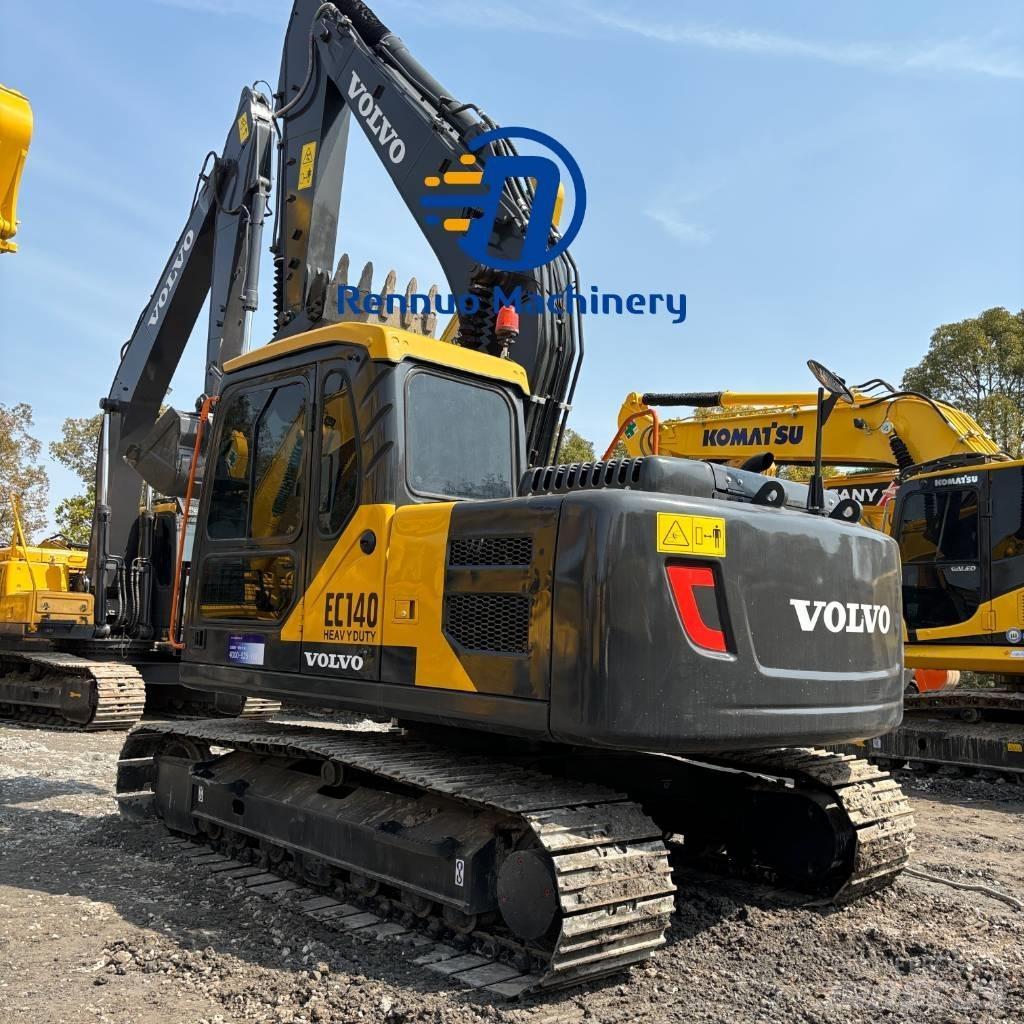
[298,141,317,190]
[657,512,726,558]
[237,112,250,144]
[1008,742,1023,753]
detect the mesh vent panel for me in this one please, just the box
[445,593,530,654]
[449,535,533,567]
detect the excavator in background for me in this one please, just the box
[102,1,916,994]
[620,373,1024,777]
[0,84,31,254]
[619,380,1004,531]
[0,87,281,728]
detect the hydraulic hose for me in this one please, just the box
[642,392,724,408]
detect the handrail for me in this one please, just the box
[168,396,218,650]
[602,409,660,461]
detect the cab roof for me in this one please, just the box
[223,322,530,395]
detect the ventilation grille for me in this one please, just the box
[449,535,534,567]
[520,458,645,496]
[445,593,530,654]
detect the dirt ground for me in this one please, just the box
[2,722,1023,1024]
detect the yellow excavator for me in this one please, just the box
[618,367,1024,776]
[0,84,31,254]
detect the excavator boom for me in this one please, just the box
[620,386,1005,472]
[0,85,32,254]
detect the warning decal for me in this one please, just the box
[237,112,250,144]
[298,141,317,190]
[656,512,726,558]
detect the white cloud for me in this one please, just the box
[147,0,1024,82]
[645,209,710,245]
[574,5,1024,81]
[147,0,282,22]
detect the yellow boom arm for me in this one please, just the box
[0,85,31,254]
[618,388,1004,470]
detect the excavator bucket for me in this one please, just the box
[0,85,32,254]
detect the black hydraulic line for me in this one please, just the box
[888,432,915,475]
[642,392,724,408]
[855,389,962,430]
[850,377,897,394]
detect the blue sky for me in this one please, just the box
[1,0,1022,518]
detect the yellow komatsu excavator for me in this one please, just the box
[0,85,32,254]
[619,368,1024,777]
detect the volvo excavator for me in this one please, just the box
[619,375,1024,778]
[0,88,280,727]
[89,0,915,994]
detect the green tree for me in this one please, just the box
[52,493,95,545]
[0,403,49,542]
[902,307,1024,456]
[558,428,597,463]
[778,464,840,483]
[49,413,102,544]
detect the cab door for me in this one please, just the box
[986,465,1024,642]
[289,359,390,683]
[188,369,312,674]
[894,477,986,641]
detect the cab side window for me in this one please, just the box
[207,388,267,539]
[990,468,1024,562]
[206,382,307,540]
[252,384,307,539]
[897,488,979,564]
[317,370,358,536]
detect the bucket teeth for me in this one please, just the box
[327,252,438,337]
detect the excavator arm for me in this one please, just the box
[90,88,273,622]
[619,382,1006,474]
[270,1,582,465]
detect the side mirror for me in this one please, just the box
[804,359,855,513]
[807,359,855,404]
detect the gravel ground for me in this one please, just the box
[2,721,1023,1024]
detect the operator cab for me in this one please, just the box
[181,322,528,685]
[893,461,1024,644]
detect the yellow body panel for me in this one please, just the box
[904,644,1024,673]
[280,503,393,645]
[279,501,477,692]
[224,322,530,395]
[0,85,32,254]
[382,502,476,692]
